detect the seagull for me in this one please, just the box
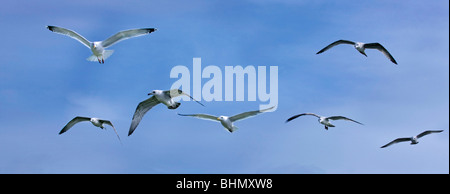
[178,106,275,133]
[46,25,157,63]
[59,116,121,142]
[316,40,397,64]
[128,89,204,136]
[285,113,363,130]
[381,130,444,148]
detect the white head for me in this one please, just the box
[411,136,419,144]
[217,116,228,121]
[354,42,367,56]
[355,42,364,47]
[91,42,102,49]
[148,90,163,95]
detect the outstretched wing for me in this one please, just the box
[128,96,160,136]
[316,40,355,54]
[101,28,157,48]
[177,113,219,122]
[380,137,411,148]
[47,26,91,48]
[165,89,205,107]
[59,116,91,134]
[364,43,397,64]
[327,116,363,125]
[229,106,275,122]
[417,130,444,139]
[285,113,321,123]
[100,120,121,143]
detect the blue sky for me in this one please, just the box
[0,0,448,173]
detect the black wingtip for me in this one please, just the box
[146,28,157,33]
[128,128,135,136]
[46,25,55,31]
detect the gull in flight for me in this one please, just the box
[128,89,204,136]
[285,113,363,130]
[46,25,157,63]
[316,40,397,64]
[59,116,121,142]
[381,130,444,148]
[178,106,275,133]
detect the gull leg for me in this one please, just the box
[98,58,101,64]
[102,58,104,64]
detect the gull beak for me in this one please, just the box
[216,117,221,121]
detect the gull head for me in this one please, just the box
[148,90,162,95]
[91,42,102,50]
[411,137,419,144]
[217,116,227,121]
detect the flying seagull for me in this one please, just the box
[59,116,121,142]
[46,25,157,63]
[128,89,204,136]
[381,130,444,148]
[286,113,363,130]
[316,40,397,64]
[178,106,275,133]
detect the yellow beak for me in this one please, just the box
[216,117,221,121]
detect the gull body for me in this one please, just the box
[178,106,275,133]
[59,116,121,142]
[46,25,156,63]
[128,89,204,136]
[286,113,363,130]
[217,116,235,132]
[381,130,444,148]
[151,90,180,109]
[316,40,397,64]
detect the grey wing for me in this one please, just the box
[327,116,363,125]
[165,89,205,107]
[59,116,91,134]
[417,130,444,139]
[286,113,320,123]
[177,113,219,122]
[381,137,411,148]
[100,120,121,143]
[46,26,91,48]
[101,28,157,48]
[364,43,397,64]
[128,96,160,136]
[229,106,275,122]
[316,40,355,54]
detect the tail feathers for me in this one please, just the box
[102,50,114,60]
[86,50,114,62]
[87,54,98,62]
[228,126,238,133]
[168,102,181,109]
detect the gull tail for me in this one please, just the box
[87,54,98,62]
[86,50,114,62]
[102,50,114,60]
[168,102,181,109]
[228,126,239,133]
